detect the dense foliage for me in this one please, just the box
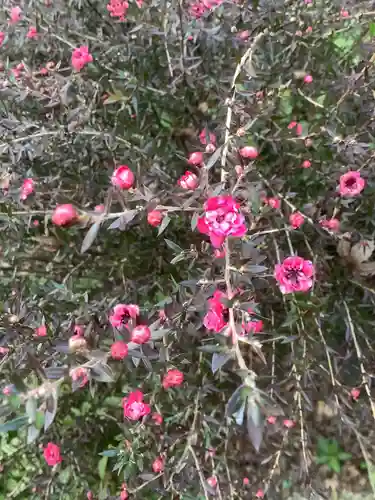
[1,0,375,499]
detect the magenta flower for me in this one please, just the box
[107,0,129,20]
[199,128,216,145]
[178,171,199,190]
[319,218,340,232]
[162,369,184,389]
[43,442,62,466]
[187,151,204,166]
[339,171,365,197]
[20,178,34,200]
[109,303,139,328]
[111,165,135,190]
[131,325,151,344]
[197,195,247,248]
[239,146,258,159]
[122,390,151,420]
[71,46,93,72]
[110,340,128,359]
[203,290,228,332]
[274,256,314,294]
[289,212,304,229]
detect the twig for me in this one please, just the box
[343,301,375,421]
[188,445,210,500]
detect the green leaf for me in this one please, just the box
[329,457,341,474]
[98,455,108,480]
[58,466,72,485]
[246,400,264,452]
[81,222,101,254]
[44,388,58,431]
[158,215,171,236]
[205,145,223,170]
[0,416,28,433]
[211,352,233,374]
[338,452,352,461]
[35,410,45,430]
[99,449,118,458]
[91,363,114,383]
[25,398,37,422]
[164,238,183,254]
[27,424,40,444]
[103,90,125,105]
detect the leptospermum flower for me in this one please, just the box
[0,32,5,46]
[207,476,217,488]
[147,210,164,227]
[289,212,304,229]
[162,369,184,389]
[350,387,360,400]
[111,165,135,190]
[131,325,151,344]
[199,128,216,145]
[43,442,62,466]
[339,170,365,197]
[203,290,228,332]
[239,146,258,159]
[197,195,247,248]
[71,46,93,72]
[187,151,204,166]
[20,178,34,200]
[110,340,128,359]
[26,26,38,39]
[301,160,311,168]
[35,325,47,337]
[122,390,151,420]
[265,197,281,209]
[152,456,164,473]
[304,74,313,83]
[178,171,199,190]
[107,0,129,20]
[109,303,139,328]
[274,256,314,294]
[319,218,340,232]
[9,6,22,24]
[152,412,163,425]
[70,366,89,388]
[52,204,78,226]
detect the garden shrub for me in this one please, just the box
[1,0,375,499]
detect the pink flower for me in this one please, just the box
[43,443,62,466]
[256,489,265,498]
[178,171,199,190]
[3,385,12,396]
[135,0,143,7]
[319,218,340,232]
[52,204,78,226]
[197,195,247,248]
[289,212,304,229]
[239,146,258,160]
[207,476,217,488]
[214,248,226,258]
[267,416,277,424]
[199,128,216,145]
[245,319,263,334]
[275,256,314,294]
[94,204,105,213]
[301,160,311,168]
[304,74,313,84]
[71,46,93,72]
[120,490,129,500]
[296,123,303,136]
[122,390,151,420]
[341,8,349,18]
[350,388,360,401]
[35,325,47,337]
[203,290,228,332]
[152,456,164,473]
[111,165,135,190]
[162,369,184,389]
[190,2,206,19]
[109,303,139,328]
[74,325,84,336]
[265,197,281,209]
[9,7,22,24]
[205,143,216,154]
[111,341,128,359]
[147,210,164,227]
[26,27,38,39]
[20,178,34,200]
[152,412,163,425]
[107,0,129,20]
[131,325,151,344]
[283,419,295,428]
[237,30,250,42]
[243,477,250,486]
[288,121,297,129]
[306,26,313,33]
[0,32,5,46]
[70,367,89,388]
[39,67,48,76]
[339,171,365,197]
[0,347,9,355]
[187,151,204,166]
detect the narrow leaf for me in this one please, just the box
[0,415,28,433]
[98,455,108,480]
[27,424,40,444]
[81,222,101,254]
[246,401,264,452]
[44,388,58,431]
[158,215,171,236]
[205,145,223,170]
[211,352,232,374]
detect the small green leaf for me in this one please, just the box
[26,397,37,422]
[81,222,101,254]
[338,452,352,461]
[158,215,171,236]
[98,455,108,480]
[369,22,375,37]
[99,449,118,458]
[211,352,233,373]
[35,410,45,430]
[27,424,40,444]
[164,239,183,253]
[0,416,28,433]
[329,457,341,474]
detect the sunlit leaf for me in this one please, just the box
[81,222,101,254]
